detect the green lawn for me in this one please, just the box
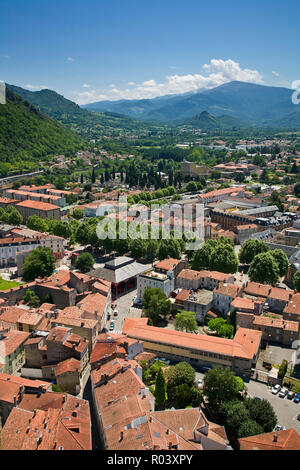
[0,277,20,291]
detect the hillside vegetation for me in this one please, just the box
[0,88,84,176]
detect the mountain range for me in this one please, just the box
[6,84,160,134]
[82,81,300,128]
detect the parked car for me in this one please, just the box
[293,393,300,403]
[271,384,281,395]
[197,378,203,388]
[278,387,288,398]
[274,425,286,431]
[109,321,115,331]
[297,414,300,422]
[132,296,142,306]
[113,309,118,316]
[287,391,295,400]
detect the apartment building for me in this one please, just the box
[0,329,30,375]
[123,318,261,378]
[236,312,300,347]
[213,283,242,317]
[16,200,61,221]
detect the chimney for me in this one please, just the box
[119,431,123,442]
[273,433,278,443]
[168,442,172,449]
[166,429,169,435]
[62,395,66,403]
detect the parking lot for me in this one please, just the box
[195,369,300,432]
[246,380,300,432]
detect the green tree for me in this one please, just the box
[270,249,289,277]
[191,243,214,271]
[72,208,84,220]
[278,359,288,380]
[293,270,300,291]
[239,239,270,265]
[244,398,277,433]
[238,420,264,438]
[146,239,159,261]
[157,239,181,261]
[23,289,40,308]
[27,215,48,232]
[22,247,56,282]
[174,311,198,333]
[294,182,300,198]
[248,252,280,285]
[203,367,240,410]
[130,238,147,259]
[213,243,238,274]
[75,252,94,273]
[221,400,250,438]
[142,287,172,325]
[154,368,167,410]
[6,206,23,226]
[165,362,196,390]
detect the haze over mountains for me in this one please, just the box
[83,81,300,128]
[4,81,300,131]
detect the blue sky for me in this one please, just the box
[1,0,300,104]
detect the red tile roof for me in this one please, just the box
[239,428,300,450]
[16,199,59,211]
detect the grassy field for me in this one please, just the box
[0,277,20,290]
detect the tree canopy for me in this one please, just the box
[248,252,280,285]
[22,247,56,282]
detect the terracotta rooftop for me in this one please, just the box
[239,428,300,450]
[124,320,261,360]
[54,357,81,376]
[244,282,271,298]
[0,329,30,356]
[154,258,181,272]
[2,402,91,450]
[253,316,299,332]
[16,199,59,211]
[231,297,255,311]
[213,282,241,298]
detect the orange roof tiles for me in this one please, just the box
[155,258,181,271]
[253,316,299,332]
[239,428,300,450]
[54,358,81,376]
[16,199,59,211]
[124,322,261,360]
[213,282,241,298]
[244,282,271,298]
[0,329,30,356]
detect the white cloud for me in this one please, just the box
[272,71,280,77]
[24,84,48,90]
[3,55,9,59]
[73,58,264,104]
[67,57,75,62]
[82,84,90,88]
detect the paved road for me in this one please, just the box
[105,289,140,334]
[245,380,300,432]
